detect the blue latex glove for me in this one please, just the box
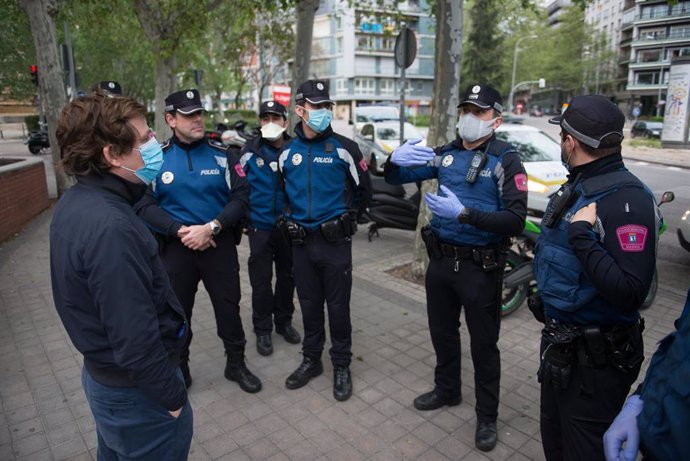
[390,138,435,166]
[603,395,644,461]
[425,185,465,219]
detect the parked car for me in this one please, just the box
[529,105,544,117]
[355,121,425,174]
[351,105,400,133]
[495,123,568,215]
[631,121,663,138]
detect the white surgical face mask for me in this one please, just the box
[456,113,497,142]
[260,122,286,141]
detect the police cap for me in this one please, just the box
[96,81,122,96]
[295,79,333,105]
[549,95,624,148]
[458,84,503,114]
[259,100,287,118]
[165,89,204,115]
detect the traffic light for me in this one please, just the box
[30,65,38,86]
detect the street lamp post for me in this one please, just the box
[509,35,537,113]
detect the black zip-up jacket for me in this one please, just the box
[50,172,187,411]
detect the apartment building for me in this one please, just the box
[621,0,690,116]
[309,0,435,120]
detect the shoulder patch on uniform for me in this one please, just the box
[514,173,528,191]
[358,157,368,172]
[234,163,246,177]
[616,224,648,252]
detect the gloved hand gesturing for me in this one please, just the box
[603,395,644,461]
[425,185,465,219]
[390,138,435,166]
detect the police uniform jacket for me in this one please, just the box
[278,123,372,231]
[535,154,658,326]
[50,172,187,411]
[240,134,290,231]
[384,134,527,247]
[135,134,248,235]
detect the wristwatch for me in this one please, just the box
[457,208,471,224]
[209,220,222,236]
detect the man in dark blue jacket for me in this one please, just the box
[135,89,260,393]
[384,84,527,452]
[535,95,658,461]
[50,94,192,460]
[279,80,372,401]
[604,287,690,461]
[240,100,301,356]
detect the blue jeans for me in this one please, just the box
[82,368,193,461]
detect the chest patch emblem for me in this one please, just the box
[292,153,303,166]
[256,158,265,168]
[616,224,648,252]
[442,155,453,167]
[161,171,174,184]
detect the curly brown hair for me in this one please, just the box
[57,93,147,176]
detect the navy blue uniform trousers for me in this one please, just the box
[425,254,503,424]
[248,227,296,335]
[292,232,352,367]
[160,230,246,359]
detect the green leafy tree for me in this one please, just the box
[0,0,36,101]
[461,0,505,89]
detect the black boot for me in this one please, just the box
[256,334,273,356]
[179,359,192,389]
[475,421,498,452]
[275,323,301,344]
[333,366,352,401]
[224,352,262,393]
[413,390,462,411]
[285,357,323,389]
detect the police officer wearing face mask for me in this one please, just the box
[534,95,659,461]
[278,80,372,402]
[384,83,527,452]
[239,100,301,357]
[134,89,262,394]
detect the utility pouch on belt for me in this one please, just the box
[477,249,498,272]
[583,326,608,367]
[421,225,442,260]
[528,294,545,324]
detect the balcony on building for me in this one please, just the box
[635,1,690,25]
[621,7,636,30]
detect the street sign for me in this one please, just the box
[272,85,291,107]
[394,27,417,69]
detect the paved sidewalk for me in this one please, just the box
[0,208,686,461]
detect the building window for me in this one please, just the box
[669,26,690,39]
[355,78,375,94]
[638,49,662,63]
[640,4,668,20]
[335,79,348,95]
[380,79,395,95]
[635,71,660,85]
[639,27,666,40]
[336,37,343,54]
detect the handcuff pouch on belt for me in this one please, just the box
[280,219,307,245]
[538,319,580,391]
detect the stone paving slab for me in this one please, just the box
[0,207,685,460]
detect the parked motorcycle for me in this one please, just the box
[502,191,676,317]
[366,177,420,241]
[25,130,49,154]
[220,120,258,148]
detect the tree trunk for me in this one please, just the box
[214,86,224,124]
[153,55,176,139]
[20,0,71,196]
[287,0,319,132]
[411,0,464,277]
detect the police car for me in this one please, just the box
[495,123,568,215]
[355,121,427,174]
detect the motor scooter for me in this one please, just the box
[366,177,420,241]
[25,130,50,154]
[503,191,676,316]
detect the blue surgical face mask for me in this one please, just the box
[121,136,164,184]
[303,107,332,133]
